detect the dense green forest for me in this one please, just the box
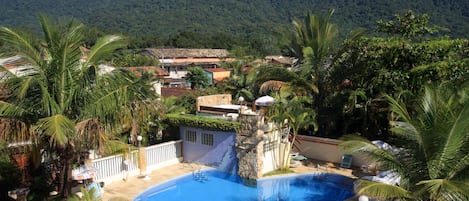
[0,0,469,54]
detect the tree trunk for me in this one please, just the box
[58,145,74,199]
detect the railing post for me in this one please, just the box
[138,147,150,180]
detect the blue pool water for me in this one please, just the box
[134,170,355,201]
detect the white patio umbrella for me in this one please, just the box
[255,95,275,106]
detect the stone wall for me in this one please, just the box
[236,113,264,185]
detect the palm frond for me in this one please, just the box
[355,179,412,200]
[82,35,127,68]
[435,103,469,178]
[0,118,33,143]
[0,27,41,66]
[103,140,131,156]
[417,179,469,201]
[75,118,108,153]
[259,80,285,95]
[339,135,404,172]
[0,100,31,119]
[448,153,469,180]
[36,114,75,148]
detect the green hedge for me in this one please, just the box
[164,114,241,131]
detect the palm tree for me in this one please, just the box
[266,90,317,169]
[217,60,255,102]
[254,63,316,97]
[286,9,338,82]
[285,9,365,136]
[340,83,469,201]
[0,15,159,198]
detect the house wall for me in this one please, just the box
[294,135,368,167]
[196,94,232,112]
[212,71,231,82]
[172,57,233,63]
[204,71,214,85]
[180,126,238,174]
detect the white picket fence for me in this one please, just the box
[91,140,183,184]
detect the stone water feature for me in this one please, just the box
[236,112,265,185]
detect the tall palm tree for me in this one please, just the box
[286,9,365,136]
[340,83,469,201]
[286,9,338,82]
[284,9,338,137]
[0,15,159,198]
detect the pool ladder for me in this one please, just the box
[192,169,208,182]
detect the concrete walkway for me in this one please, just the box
[101,160,364,201]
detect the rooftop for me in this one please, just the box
[204,68,231,73]
[144,48,230,58]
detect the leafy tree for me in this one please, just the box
[329,35,469,138]
[0,15,159,198]
[340,83,469,201]
[376,10,443,39]
[110,51,159,67]
[185,66,210,90]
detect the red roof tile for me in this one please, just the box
[122,66,169,77]
[161,86,192,98]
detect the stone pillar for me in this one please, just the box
[236,113,264,185]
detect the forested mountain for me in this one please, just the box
[0,0,468,52]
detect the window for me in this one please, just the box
[201,133,214,146]
[185,130,197,143]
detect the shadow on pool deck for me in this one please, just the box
[101,160,367,201]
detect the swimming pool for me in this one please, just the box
[135,169,355,201]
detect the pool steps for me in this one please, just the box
[192,169,208,182]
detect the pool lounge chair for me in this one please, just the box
[361,170,401,186]
[340,154,353,168]
[291,152,308,161]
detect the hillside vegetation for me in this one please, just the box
[0,0,468,53]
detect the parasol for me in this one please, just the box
[255,95,275,106]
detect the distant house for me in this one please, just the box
[141,48,235,79]
[161,85,191,98]
[263,55,296,68]
[159,78,191,98]
[120,66,194,98]
[122,66,169,78]
[204,68,231,85]
[248,55,297,69]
